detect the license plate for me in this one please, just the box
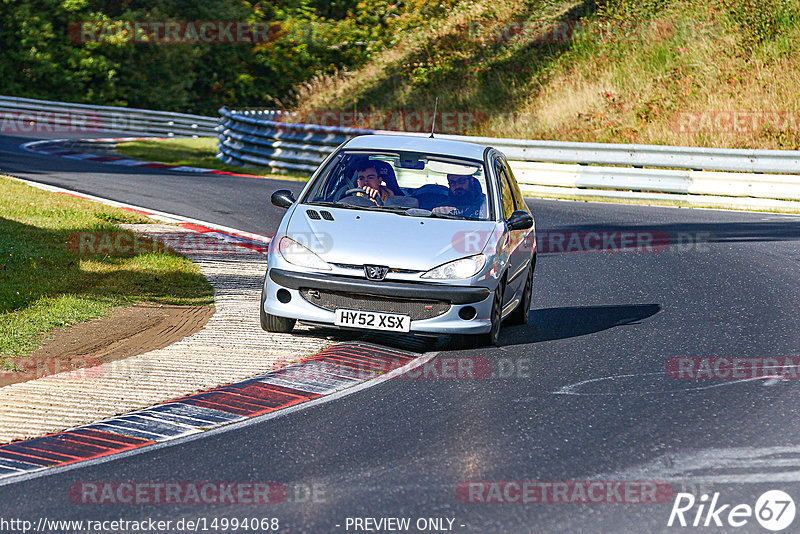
[334,309,410,332]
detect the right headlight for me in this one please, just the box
[278,237,331,270]
[421,254,487,279]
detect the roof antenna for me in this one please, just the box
[429,97,438,138]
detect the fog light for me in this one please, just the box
[459,306,477,320]
[277,289,291,303]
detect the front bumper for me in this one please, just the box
[264,268,494,334]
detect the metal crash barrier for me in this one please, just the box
[0,95,217,137]
[216,107,800,209]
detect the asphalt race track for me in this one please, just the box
[2,132,800,533]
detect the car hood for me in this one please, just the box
[286,206,498,271]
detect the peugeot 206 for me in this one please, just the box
[261,134,536,346]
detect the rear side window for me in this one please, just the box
[501,156,529,214]
[495,158,516,219]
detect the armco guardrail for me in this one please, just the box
[217,108,361,173]
[217,107,800,208]
[0,95,217,137]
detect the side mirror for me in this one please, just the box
[271,189,296,209]
[507,210,533,231]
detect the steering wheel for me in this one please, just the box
[344,187,383,206]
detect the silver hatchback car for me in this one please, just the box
[261,134,536,346]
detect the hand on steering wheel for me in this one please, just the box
[345,187,383,206]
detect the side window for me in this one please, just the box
[495,158,515,219]
[307,152,346,201]
[501,156,529,214]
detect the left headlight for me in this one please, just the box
[421,254,487,279]
[279,237,332,270]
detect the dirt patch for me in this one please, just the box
[0,304,214,387]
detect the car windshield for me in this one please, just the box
[303,150,492,220]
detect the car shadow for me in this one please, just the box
[299,304,661,353]
[499,303,662,346]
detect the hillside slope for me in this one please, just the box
[294,0,800,149]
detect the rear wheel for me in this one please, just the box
[506,258,534,326]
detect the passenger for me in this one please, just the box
[355,160,395,205]
[432,174,486,219]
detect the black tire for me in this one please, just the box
[262,312,296,333]
[465,278,504,347]
[506,258,534,326]
[260,286,296,333]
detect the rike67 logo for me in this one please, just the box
[668,490,795,531]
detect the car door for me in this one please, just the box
[492,154,528,307]
[502,154,535,300]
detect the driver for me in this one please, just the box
[355,160,395,205]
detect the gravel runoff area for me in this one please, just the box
[0,224,333,443]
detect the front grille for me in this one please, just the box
[300,289,449,320]
[331,263,421,275]
[331,263,363,271]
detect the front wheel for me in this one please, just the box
[260,286,296,333]
[465,279,504,347]
[261,310,296,333]
[506,259,534,326]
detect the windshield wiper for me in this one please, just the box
[379,205,414,213]
[307,201,374,211]
[308,200,356,209]
[308,201,411,214]
[426,211,469,220]
[308,200,473,218]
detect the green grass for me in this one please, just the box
[115,137,309,182]
[0,176,215,362]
